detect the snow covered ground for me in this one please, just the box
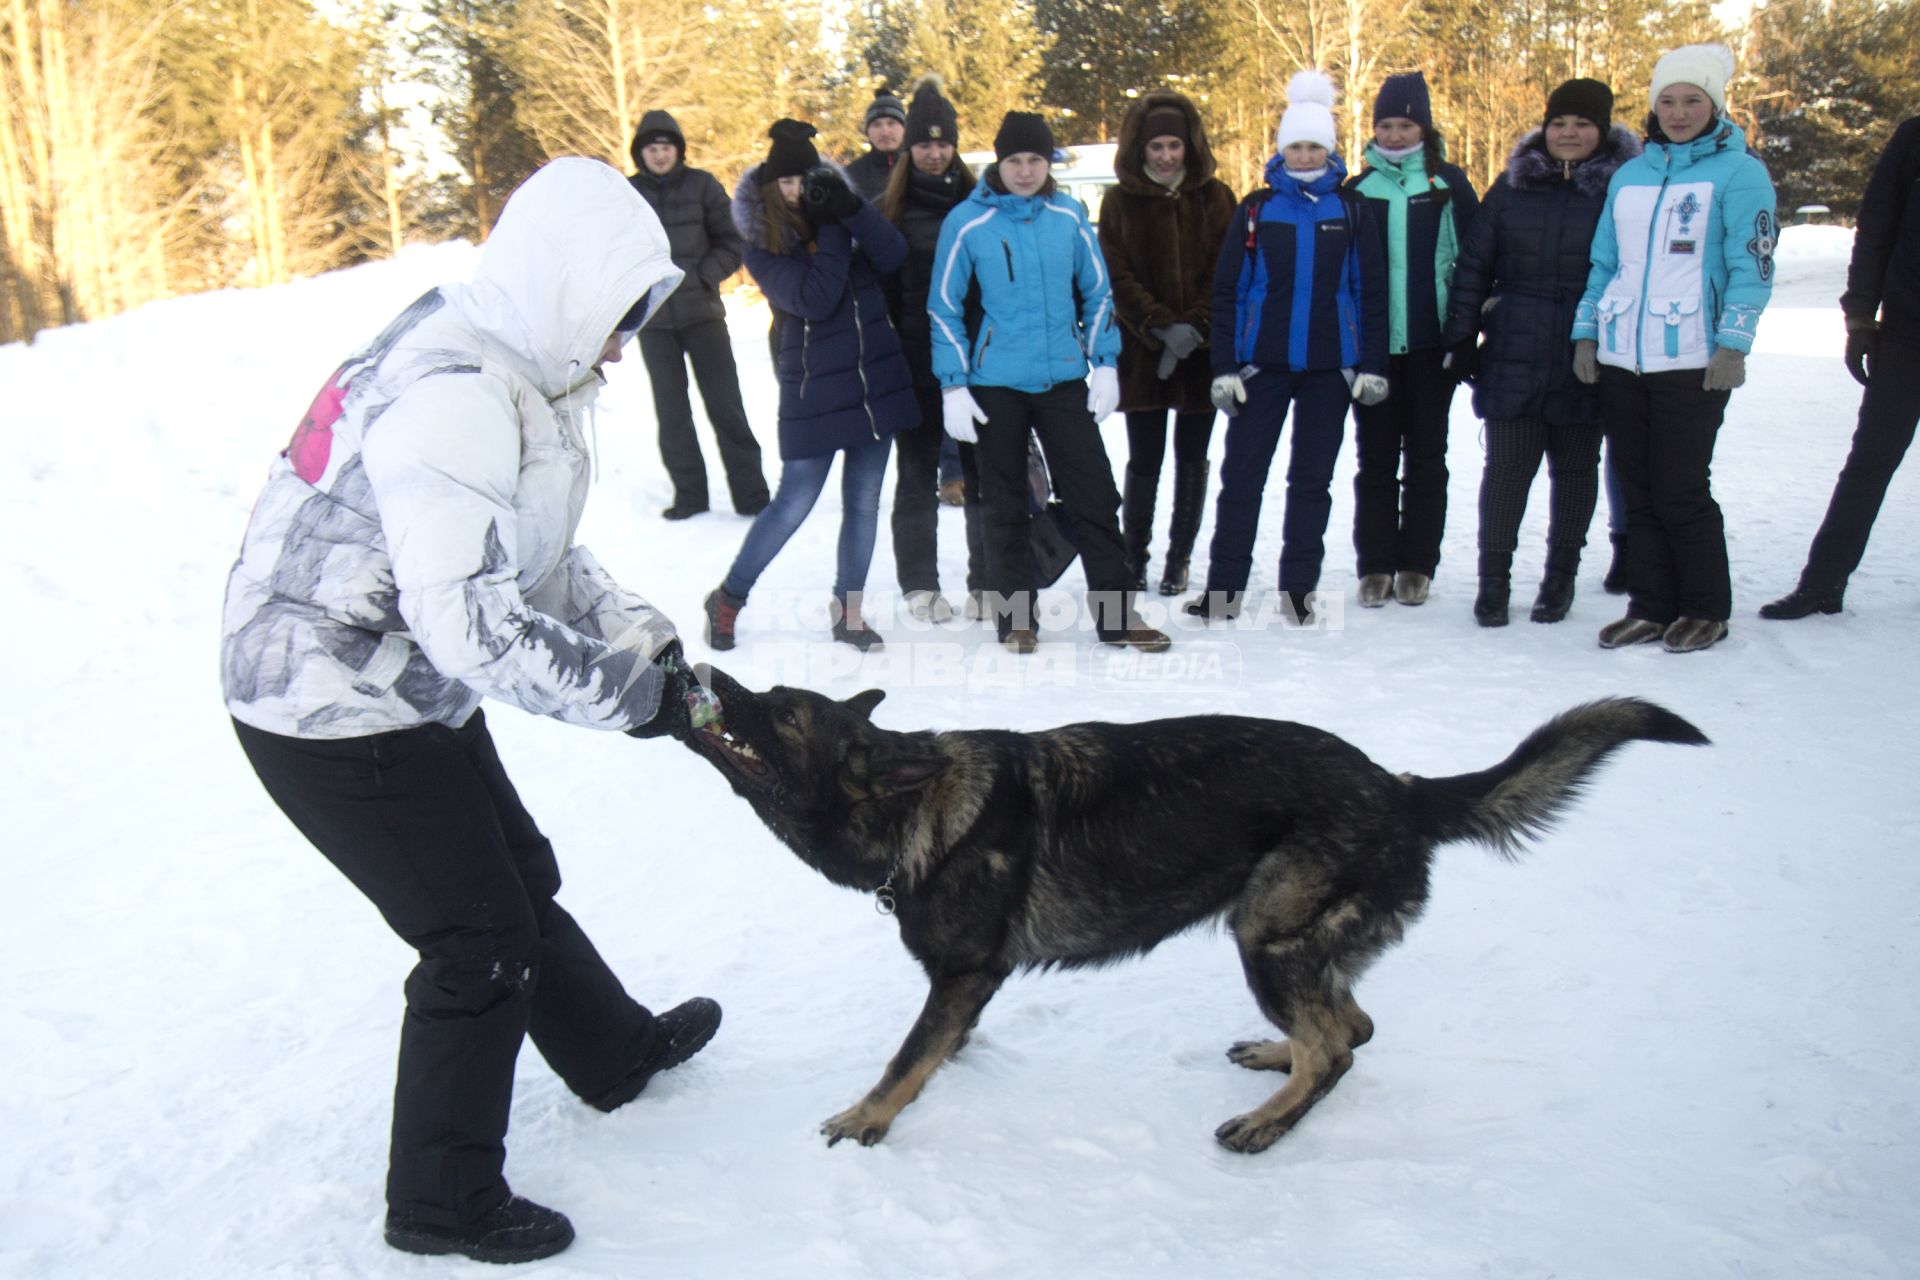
[3,224,1916,1279]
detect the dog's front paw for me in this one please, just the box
[821,1104,893,1148]
[1214,1111,1291,1154]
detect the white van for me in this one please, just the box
[961,142,1119,224]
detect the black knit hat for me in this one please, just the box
[1373,71,1433,133]
[994,110,1055,161]
[762,119,820,181]
[629,109,685,169]
[865,89,907,129]
[904,76,959,148]
[1544,78,1613,134]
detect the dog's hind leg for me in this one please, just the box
[1215,968,1352,1153]
[822,966,1008,1147]
[1227,984,1373,1075]
[1216,865,1408,1152]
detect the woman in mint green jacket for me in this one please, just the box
[1572,44,1775,654]
[1344,71,1480,610]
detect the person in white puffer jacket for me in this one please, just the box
[1571,43,1776,654]
[223,158,722,1265]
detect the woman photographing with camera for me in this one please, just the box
[703,119,917,653]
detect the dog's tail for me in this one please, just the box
[1405,697,1708,860]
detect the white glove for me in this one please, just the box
[1351,373,1390,406]
[1210,373,1246,417]
[942,387,988,443]
[1087,365,1119,422]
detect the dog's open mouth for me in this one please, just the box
[688,710,771,783]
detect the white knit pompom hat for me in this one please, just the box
[1276,70,1338,152]
[1648,43,1736,112]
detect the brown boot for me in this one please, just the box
[1102,625,1171,653]
[703,587,744,651]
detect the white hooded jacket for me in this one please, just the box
[221,158,685,738]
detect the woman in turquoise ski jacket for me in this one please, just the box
[1345,71,1480,610]
[1572,43,1776,654]
[928,110,1168,653]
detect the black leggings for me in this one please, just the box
[1477,416,1602,567]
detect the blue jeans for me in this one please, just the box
[722,435,892,602]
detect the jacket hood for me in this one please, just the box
[730,159,853,244]
[1507,124,1643,197]
[466,158,682,399]
[631,109,687,169]
[1113,89,1218,192]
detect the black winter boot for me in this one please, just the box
[1158,462,1209,596]
[1121,464,1156,591]
[1474,578,1510,627]
[588,997,724,1112]
[1759,582,1845,620]
[1531,547,1580,623]
[1602,533,1629,594]
[385,1196,575,1264]
[1474,549,1511,627]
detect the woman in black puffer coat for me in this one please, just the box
[1442,79,1641,626]
[702,119,916,653]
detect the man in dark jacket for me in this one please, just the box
[845,88,906,200]
[628,110,769,519]
[1762,116,1920,620]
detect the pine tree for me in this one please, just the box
[413,0,542,239]
[1747,0,1920,219]
[1036,0,1231,143]
[901,0,1053,147]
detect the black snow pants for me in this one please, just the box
[233,711,655,1229]
[1599,365,1733,623]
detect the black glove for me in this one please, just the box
[1443,336,1479,385]
[625,640,699,740]
[1844,321,1877,387]
[803,165,862,224]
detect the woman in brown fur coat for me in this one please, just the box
[1098,90,1237,594]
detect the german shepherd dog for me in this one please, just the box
[682,668,1706,1152]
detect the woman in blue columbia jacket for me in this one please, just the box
[928,110,1167,652]
[1186,71,1387,625]
[1572,45,1776,653]
[702,120,916,653]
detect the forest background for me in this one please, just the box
[2,0,1915,344]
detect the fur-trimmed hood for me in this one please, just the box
[1113,89,1218,193]
[730,159,853,245]
[1506,125,1642,198]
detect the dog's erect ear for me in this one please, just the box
[845,688,886,720]
[844,741,947,798]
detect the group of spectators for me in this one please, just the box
[635,45,1912,658]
